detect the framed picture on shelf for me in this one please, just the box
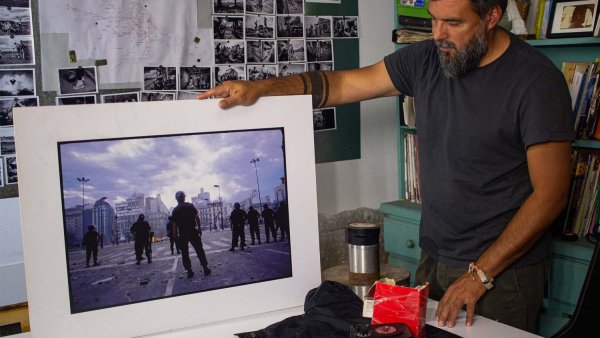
[547,0,599,38]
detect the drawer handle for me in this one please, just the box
[405,240,414,248]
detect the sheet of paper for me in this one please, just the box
[39,0,210,85]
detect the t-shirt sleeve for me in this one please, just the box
[519,67,575,148]
[383,41,432,97]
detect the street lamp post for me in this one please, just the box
[250,158,262,207]
[214,184,224,230]
[76,177,90,241]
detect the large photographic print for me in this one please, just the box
[59,128,292,314]
[15,98,320,337]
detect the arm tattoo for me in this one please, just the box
[300,71,329,108]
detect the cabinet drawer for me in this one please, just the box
[383,218,420,261]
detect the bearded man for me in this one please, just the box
[197,0,573,333]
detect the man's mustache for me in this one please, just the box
[435,40,456,49]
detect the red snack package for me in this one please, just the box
[371,282,429,338]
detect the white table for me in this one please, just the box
[13,299,542,337]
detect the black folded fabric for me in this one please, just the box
[235,280,370,338]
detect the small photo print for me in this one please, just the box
[0,68,34,97]
[333,16,359,38]
[313,107,336,131]
[306,39,333,62]
[276,0,304,14]
[0,133,14,155]
[246,0,275,15]
[0,35,34,65]
[0,96,37,127]
[213,0,244,14]
[245,14,275,39]
[179,66,212,91]
[100,92,140,104]
[140,91,175,102]
[276,15,304,38]
[143,66,177,91]
[56,95,96,105]
[277,63,305,77]
[214,40,245,64]
[213,16,244,40]
[277,39,305,62]
[247,64,277,80]
[0,6,32,36]
[58,66,98,96]
[246,40,275,64]
[304,16,332,39]
[215,65,246,85]
[307,61,333,72]
[176,90,202,100]
[4,154,16,184]
[0,1,30,8]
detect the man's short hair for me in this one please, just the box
[175,191,185,200]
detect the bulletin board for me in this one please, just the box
[24,0,361,165]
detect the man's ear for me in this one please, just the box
[486,5,504,30]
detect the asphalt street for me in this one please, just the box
[67,228,291,313]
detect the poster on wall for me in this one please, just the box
[14,97,320,338]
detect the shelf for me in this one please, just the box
[573,139,600,149]
[525,37,600,47]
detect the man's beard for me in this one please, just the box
[435,26,488,79]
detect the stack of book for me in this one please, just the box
[393,15,432,44]
[563,60,600,141]
[403,132,420,203]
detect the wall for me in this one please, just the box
[316,0,398,215]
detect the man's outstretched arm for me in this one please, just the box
[197,60,400,109]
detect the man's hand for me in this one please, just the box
[435,273,487,328]
[197,80,262,109]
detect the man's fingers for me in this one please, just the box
[465,302,475,327]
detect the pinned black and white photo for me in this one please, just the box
[140,91,175,102]
[247,64,277,80]
[277,39,305,62]
[0,5,32,36]
[0,35,33,65]
[308,61,333,72]
[313,107,336,132]
[304,16,332,39]
[143,66,177,91]
[276,0,304,14]
[213,0,244,14]
[100,92,140,104]
[176,91,203,100]
[0,96,37,127]
[306,39,333,62]
[56,95,96,105]
[179,66,212,91]
[58,66,98,96]
[0,68,34,97]
[4,155,16,184]
[246,0,275,15]
[213,16,245,40]
[246,40,275,64]
[333,16,359,38]
[0,1,30,8]
[245,14,275,39]
[277,63,305,77]
[0,134,14,156]
[214,40,245,64]
[215,65,246,85]
[276,15,304,38]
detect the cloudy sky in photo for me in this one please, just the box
[59,128,286,210]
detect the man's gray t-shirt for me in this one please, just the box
[384,33,575,267]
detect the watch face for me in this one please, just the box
[374,325,398,334]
